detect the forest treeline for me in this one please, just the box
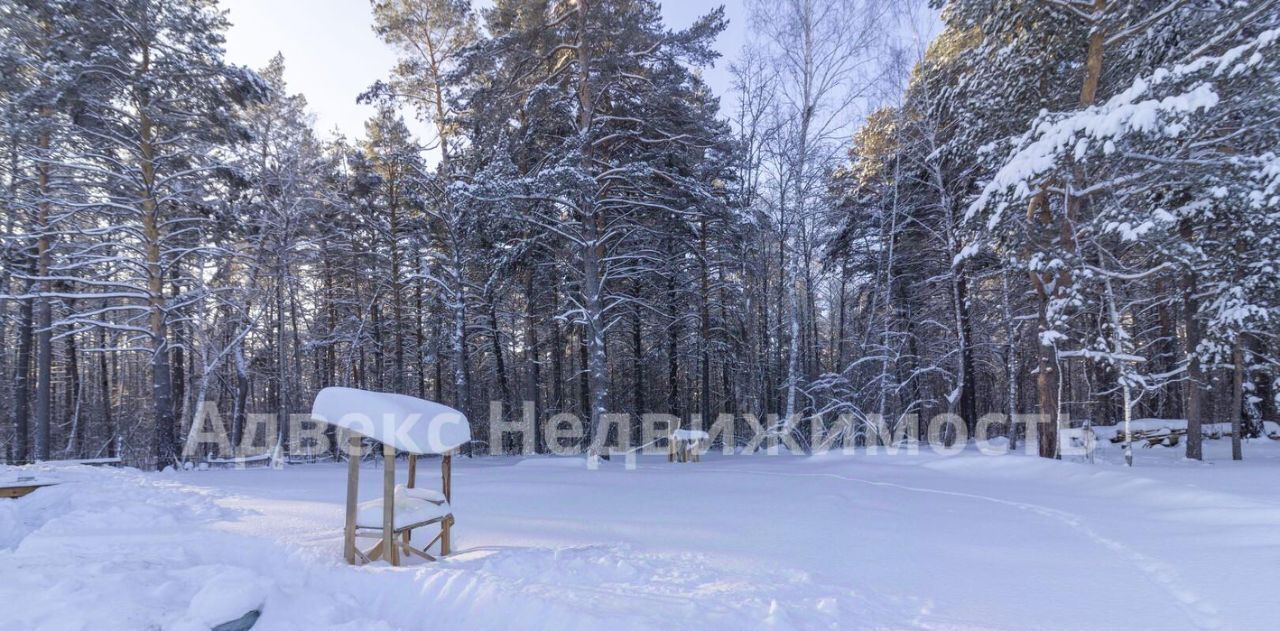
[2,0,1278,468]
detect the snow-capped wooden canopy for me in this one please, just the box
[311,387,468,566]
[311,387,470,455]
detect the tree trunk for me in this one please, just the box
[139,46,178,469]
[12,276,35,463]
[1231,340,1244,461]
[97,311,113,458]
[389,183,405,393]
[1000,271,1020,451]
[699,215,712,426]
[172,285,187,443]
[834,265,848,371]
[783,266,802,422]
[631,308,645,416]
[578,327,591,422]
[1155,281,1181,418]
[760,249,774,415]
[34,122,52,462]
[550,284,563,416]
[371,302,385,390]
[488,294,512,449]
[575,0,609,449]
[0,125,15,443]
[524,271,542,451]
[433,320,444,402]
[415,257,427,398]
[232,344,248,455]
[1033,274,1061,460]
[1182,254,1204,461]
[1026,0,1108,460]
[276,263,289,455]
[64,326,82,457]
[953,264,978,433]
[450,258,469,415]
[667,274,681,419]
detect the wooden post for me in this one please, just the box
[344,433,361,565]
[403,454,417,548]
[442,452,452,502]
[382,442,397,566]
[441,452,453,556]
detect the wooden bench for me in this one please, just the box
[1143,431,1181,448]
[1112,428,1185,448]
[38,457,122,467]
[347,445,457,565]
[0,477,60,499]
[206,452,273,469]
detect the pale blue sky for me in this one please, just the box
[222,0,751,141]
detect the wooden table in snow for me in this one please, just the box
[0,477,60,499]
[668,429,710,463]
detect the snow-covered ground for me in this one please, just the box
[3,438,1280,630]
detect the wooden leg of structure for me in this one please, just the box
[441,453,453,556]
[402,541,436,562]
[402,454,418,547]
[382,442,397,566]
[442,453,452,502]
[344,433,361,565]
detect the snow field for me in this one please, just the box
[3,437,1279,630]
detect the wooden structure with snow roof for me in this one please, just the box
[311,387,471,566]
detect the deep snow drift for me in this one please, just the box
[3,439,1279,630]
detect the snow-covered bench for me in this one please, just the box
[37,457,122,467]
[1109,427,1186,448]
[206,452,273,468]
[0,475,60,499]
[355,485,451,531]
[312,387,470,566]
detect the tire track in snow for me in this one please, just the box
[691,464,1223,631]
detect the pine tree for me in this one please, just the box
[54,0,259,467]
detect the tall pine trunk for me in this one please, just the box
[1231,340,1244,461]
[34,120,52,461]
[12,276,35,463]
[389,186,405,393]
[575,0,610,450]
[1182,230,1204,461]
[524,271,542,451]
[699,215,712,426]
[139,46,177,468]
[97,310,113,458]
